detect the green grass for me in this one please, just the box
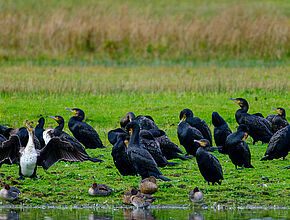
[0,65,289,207]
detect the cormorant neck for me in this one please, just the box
[72,115,84,121]
[54,122,64,135]
[26,131,35,150]
[130,127,140,145]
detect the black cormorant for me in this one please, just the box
[225,124,254,169]
[111,133,137,176]
[66,108,105,148]
[195,139,223,185]
[177,121,203,156]
[35,117,45,148]
[108,128,127,145]
[126,121,171,181]
[179,109,212,146]
[266,107,289,133]
[0,135,21,167]
[212,112,232,154]
[120,112,159,130]
[230,98,273,144]
[261,125,290,161]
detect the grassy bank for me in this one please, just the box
[0,65,289,207]
[0,0,289,61]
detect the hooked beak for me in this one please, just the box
[242,132,248,140]
[229,98,239,103]
[65,108,74,113]
[48,115,57,120]
[178,115,185,125]
[194,139,205,146]
[272,107,279,114]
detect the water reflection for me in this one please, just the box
[0,207,288,220]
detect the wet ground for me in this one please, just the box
[0,205,288,220]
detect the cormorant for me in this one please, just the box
[266,107,289,133]
[230,98,273,144]
[0,184,21,201]
[212,112,232,154]
[120,112,159,130]
[189,187,204,203]
[88,183,112,196]
[66,108,105,148]
[35,117,45,148]
[0,135,21,167]
[261,125,290,161]
[177,121,203,156]
[195,139,223,185]
[111,133,137,176]
[225,124,254,169]
[147,129,188,160]
[126,121,171,181]
[179,109,212,146]
[108,128,127,145]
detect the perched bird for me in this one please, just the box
[148,129,187,161]
[0,124,92,179]
[266,107,289,133]
[126,121,171,181]
[48,115,103,163]
[139,176,158,195]
[189,187,204,203]
[225,124,254,169]
[0,184,21,201]
[108,128,127,145]
[35,117,45,148]
[261,125,290,161]
[177,120,203,156]
[66,108,105,148]
[212,112,232,154]
[179,109,212,146]
[230,98,273,144]
[88,183,112,196]
[120,112,159,130]
[195,139,223,185]
[111,133,137,176]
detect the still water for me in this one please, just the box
[0,206,289,220]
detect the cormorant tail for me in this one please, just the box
[260,155,273,161]
[158,175,172,181]
[88,157,104,163]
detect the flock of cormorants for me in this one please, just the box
[0,98,289,201]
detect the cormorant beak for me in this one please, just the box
[272,107,281,115]
[48,115,57,120]
[124,140,129,146]
[178,115,186,125]
[229,98,240,103]
[242,132,248,140]
[26,123,33,132]
[65,108,76,115]
[194,139,205,146]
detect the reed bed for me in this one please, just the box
[0,66,289,94]
[0,2,288,61]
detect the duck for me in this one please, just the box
[139,176,158,194]
[212,112,232,154]
[230,98,273,144]
[123,187,139,205]
[225,124,254,169]
[195,139,223,185]
[0,184,21,201]
[261,125,290,161]
[179,109,212,146]
[66,108,105,149]
[189,187,204,203]
[130,193,156,209]
[88,183,112,196]
[126,121,171,181]
[266,107,289,133]
[111,133,137,176]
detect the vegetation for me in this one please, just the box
[0,0,289,62]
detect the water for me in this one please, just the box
[0,206,288,220]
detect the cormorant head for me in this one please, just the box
[194,139,210,148]
[48,115,64,125]
[272,107,286,117]
[120,112,136,129]
[125,121,140,136]
[26,123,34,134]
[237,124,249,140]
[65,108,85,120]
[230,98,249,109]
[179,109,193,125]
[212,111,226,127]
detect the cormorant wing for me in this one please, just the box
[0,135,21,167]
[37,137,88,170]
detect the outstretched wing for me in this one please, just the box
[38,137,88,170]
[0,135,21,167]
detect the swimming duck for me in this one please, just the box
[225,124,254,169]
[195,139,223,185]
[130,193,156,209]
[0,184,21,201]
[261,125,290,161]
[88,183,112,196]
[66,108,105,149]
[179,109,212,146]
[139,176,158,194]
[230,98,273,144]
[189,187,204,203]
[266,107,289,133]
[126,121,171,181]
